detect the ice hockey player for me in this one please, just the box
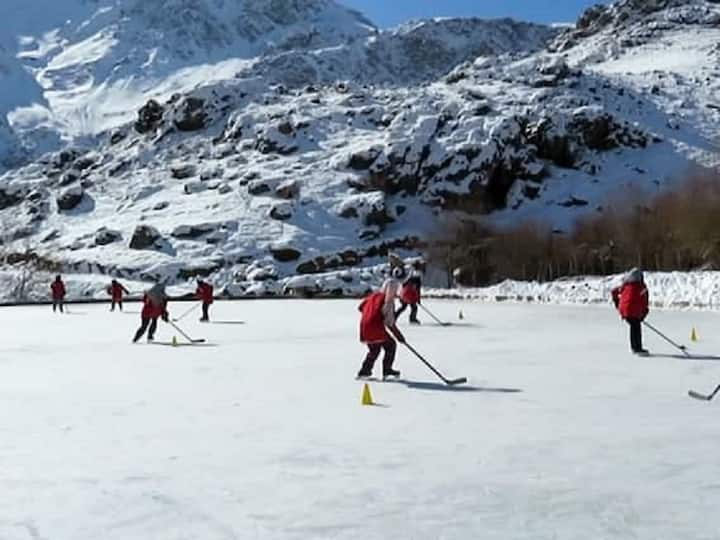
[611,268,649,355]
[51,275,66,313]
[357,266,406,379]
[396,269,422,324]
[195,279,214,322]
[133,283,169,343]
[108,279,130,312]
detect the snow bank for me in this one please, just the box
[428,271,720,311]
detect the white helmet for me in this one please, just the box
[392,266,406,279]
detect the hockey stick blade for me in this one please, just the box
[688,384,720,401]
[446,377,468,386]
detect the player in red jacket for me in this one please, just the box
[357,267,406,379]
[611,268,650,355]
[195,279,214,322]
[395,270,422,324]
[133,283,169,343]
[50,275,66,313]
[108,279,130,312]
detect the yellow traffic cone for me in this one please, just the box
[458,309,464,320]
[172,336,179,347]
[361,383,374,406]
[691,327,699,342]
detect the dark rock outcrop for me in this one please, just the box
[129,225,162,250]
[173,97,207,132]
[95,228,122,246]
[56,187,85,211]
[135,99,165,134]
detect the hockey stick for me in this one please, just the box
[419,304,452,327]
[167,320,206,344]
[642,321,689,356]
[689,384,720,401]
[173,303,200,322]
[403,342,467,386]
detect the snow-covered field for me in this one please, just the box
[2,299,720,539]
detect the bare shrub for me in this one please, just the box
[430,170,720,286]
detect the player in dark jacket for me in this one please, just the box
[51,275,66,313]
[195,279,214,322]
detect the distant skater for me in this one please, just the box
[357,266,406,379]
[611,268,649,355]
[108,279,130,311]
[195,279,214,322]
[395,269,422,324]
[133,283,169,343]
[51,275,66,313]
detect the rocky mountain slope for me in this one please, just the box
[1,0,719,300]
[0,0,376,153]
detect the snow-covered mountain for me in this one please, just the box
[1,0,720,300]
[0,0,376,148]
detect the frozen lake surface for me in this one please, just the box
[1,299,719,539]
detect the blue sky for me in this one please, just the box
[338,0,610,27]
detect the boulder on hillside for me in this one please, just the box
[184,180,208,194]
[172,97,207,132]
[255,124,298,155]
[56,186,85,211]
[135,99,165,134]
[129,225,163,250]
[347,147,381,170]
[248,179,273,195]
[270,246,302,262]
[171,224,216,240]
[269,202,293,221]
[275,180,300,199]
[59,169,81,186]
[170,163,197,179]
[95,228,122,246]
[0,188,23,210]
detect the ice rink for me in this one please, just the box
[1,299,719,539]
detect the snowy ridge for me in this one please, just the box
[1,0,720,299]
[248,17,556,87]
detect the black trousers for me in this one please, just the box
[626,318,643,351]
[111,300,123,311]
[359,339,397,375]
[133,317,158,342]
[395,302,418,322]
[201,302,210,321]
[52,301,64,313]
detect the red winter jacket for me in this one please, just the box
[612,282,649,320]
[109,282,129,301]
[195,282,214,304]
[51,280,66,300]
[359,292,404,344]
[141,293,167,320]
[400,283,420,305]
